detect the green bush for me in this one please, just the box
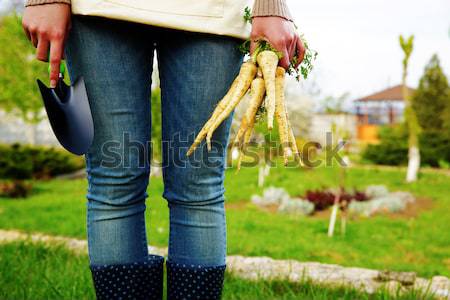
[362,126,450,167]
[362,126,408,166]
[419,131,450,167]
[0,144,85,179]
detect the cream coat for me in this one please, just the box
[71,0,253,40]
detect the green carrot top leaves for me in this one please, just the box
[240,6,318,81]
[251,40,283,62]
[243,6,252,24]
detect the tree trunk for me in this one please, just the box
[400,35,420,183]
[406,145,420,182]
[258,164,265,187]
[403,85,420,182]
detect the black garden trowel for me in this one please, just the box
[37,62,94,155]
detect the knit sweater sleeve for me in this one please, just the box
[25,0,70,6]
[252,0,293,21]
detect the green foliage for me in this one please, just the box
[366,53,450,168]
[399,35,414,71]
[362,126,450,167]
[419,131,450,167]
[0,14,47,123]
[151,88,162,161]
[288,35,318,81]
[243,6,252,24]
[0,144,84,179]
[362,126,409,166]
[412,54,450,136]
[238,39,251,55]
[250,39,284,62]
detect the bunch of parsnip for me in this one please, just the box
[186,42,302,167]
[187,7,316,168]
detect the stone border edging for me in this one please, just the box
[0,229,448,298]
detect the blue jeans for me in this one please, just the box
[64,16,242,267]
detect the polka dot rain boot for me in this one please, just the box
[89,254,165,300]
[166,261,226,300]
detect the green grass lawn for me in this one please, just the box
[0,166,449,278]
[0,241,434,300]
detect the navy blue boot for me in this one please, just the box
[166,261,226,300]
[89,255,165,300]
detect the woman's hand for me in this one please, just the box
[22,4,71,88]
[250,16,305,70]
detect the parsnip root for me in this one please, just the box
[233,76,265,148]
[205,61,257,150]
[236,121,255,171]
[187,61,257,155]
[287,117,301,161]
[275,66,290,165]
[256,51,279,130]
[187,45,304,169]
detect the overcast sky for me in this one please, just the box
[288,0,450,99]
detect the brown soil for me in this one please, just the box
[225,201,249,211]
[387,197,433,219]
[226,197,434,219]
[225,201,280,213]
[313,197,433,220]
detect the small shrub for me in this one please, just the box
[304,188,370,211]
[304,190,336,211]
[365,185,389,199]
[349,195,408,216]
[362,125,450,167]
[0,144,84,179]
[353,191,369,202]
[251,186,289,207]
[0,180,33,198]
[362,126,408,166]
[278,198,315,215]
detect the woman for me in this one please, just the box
[22,0,304,299]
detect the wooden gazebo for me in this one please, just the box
[354,85,415,142]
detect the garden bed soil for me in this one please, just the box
[226,197,434,219]
[312,197,433,219]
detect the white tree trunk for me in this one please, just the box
[328,204,339,237]
[264,164,270,176]
[406,146,420,182]
[258,165,265,187]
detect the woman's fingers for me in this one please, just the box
[279,47,290,70]
[288,35,298,65]
[250,39,257,56]
[22,3,71,86]
[21,21,32,42]
[36,36,50,62]
[49,38,63,88]
[295,37,306,68]
[30,29,38,48]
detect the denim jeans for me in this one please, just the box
[64,16,242,267]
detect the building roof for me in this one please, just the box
[356,84,415,102]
